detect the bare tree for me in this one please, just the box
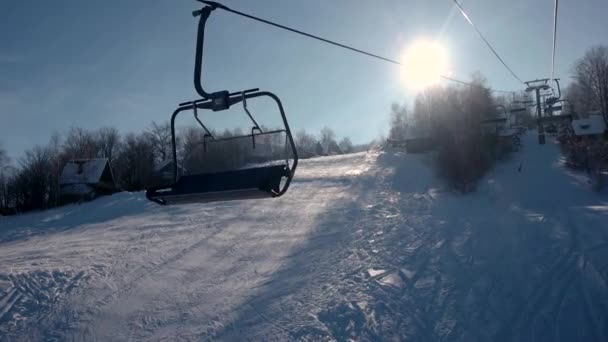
[17,145,54,210]
[97,127,121,163]
[62,127,99,159]
[319,127,336,150]
[47,132,63,207]
[409,74,499,192]
[146,121,172,164]
[389,103,409,140]
[114,133,155,191]
[565,82,591,117]
[338,137,354,154]
[0,144,8,169]
[571,45,608,123]
[295,129,317,154]
[567,45,608,123]
[0,144,12,209]
[180,126,205,172]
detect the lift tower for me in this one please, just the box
[525,79,551,144]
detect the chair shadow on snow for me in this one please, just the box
[211,160,379,340]
[214,150,608,341]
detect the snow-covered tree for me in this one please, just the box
[338,137,354,154]
[389,103,409,140]
[295,129,318,154]
[319,127,336,151]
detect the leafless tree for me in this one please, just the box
[146,121,172,164]
[389,103,409,140]
[17,145,55,210]
[295,129,318,155]
[571,45,608,123]
[319,127,336,150]
[338,137,354,154]
[46,132,63,207]
[97,127,121,163]
[0,144,12,209]
[0,144,8,170]
[114,133,155,191]
[62,127,99,160]
[405,74,499,192]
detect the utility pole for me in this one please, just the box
[525,79,550,145]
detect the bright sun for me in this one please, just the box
[401,40,448,89]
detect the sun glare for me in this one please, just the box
[401,40,448,89]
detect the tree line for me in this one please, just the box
[0,124,361,214]
[387,43,608,192]
[566,45,608,124]
[559,45,608,190]
[294,126,362,157]
[388,73,509,192]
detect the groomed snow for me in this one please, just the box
[1,132,607,341]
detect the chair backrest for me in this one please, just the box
[183,129,292,175]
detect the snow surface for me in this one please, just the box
[1,132,608,341]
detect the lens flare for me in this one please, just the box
[401,40,448,89]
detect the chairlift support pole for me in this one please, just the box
[525,79,550,145]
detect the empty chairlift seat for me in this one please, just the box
[145,3,298,205]
[147,127,296,205]
[147,164,290,205]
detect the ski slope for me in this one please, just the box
[1,132,608,341]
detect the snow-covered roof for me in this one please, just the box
[571,115,606,136]
[60,159,110,185]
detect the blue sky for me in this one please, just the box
[1,0,607,158]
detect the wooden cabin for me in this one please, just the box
[59,159,117,204]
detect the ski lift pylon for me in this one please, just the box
[146,3,298,205]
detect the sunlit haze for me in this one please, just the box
[401,40,448,89]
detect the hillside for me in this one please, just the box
[1,132,607,341]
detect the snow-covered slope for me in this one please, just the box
[1,133,607,341]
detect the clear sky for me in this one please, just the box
[1,0,607,158]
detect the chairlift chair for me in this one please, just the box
[146,3,298,205]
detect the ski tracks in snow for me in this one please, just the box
[1,144,608,341]
[231,147,608,341]
[0,270,89,339]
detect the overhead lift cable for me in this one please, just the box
[451,0,525,84]
[551,0,559,80]
[199,1,514,95]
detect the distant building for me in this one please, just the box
[59,159,117,204]
[571,114,606,140]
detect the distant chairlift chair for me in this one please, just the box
[146,3,298,205]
